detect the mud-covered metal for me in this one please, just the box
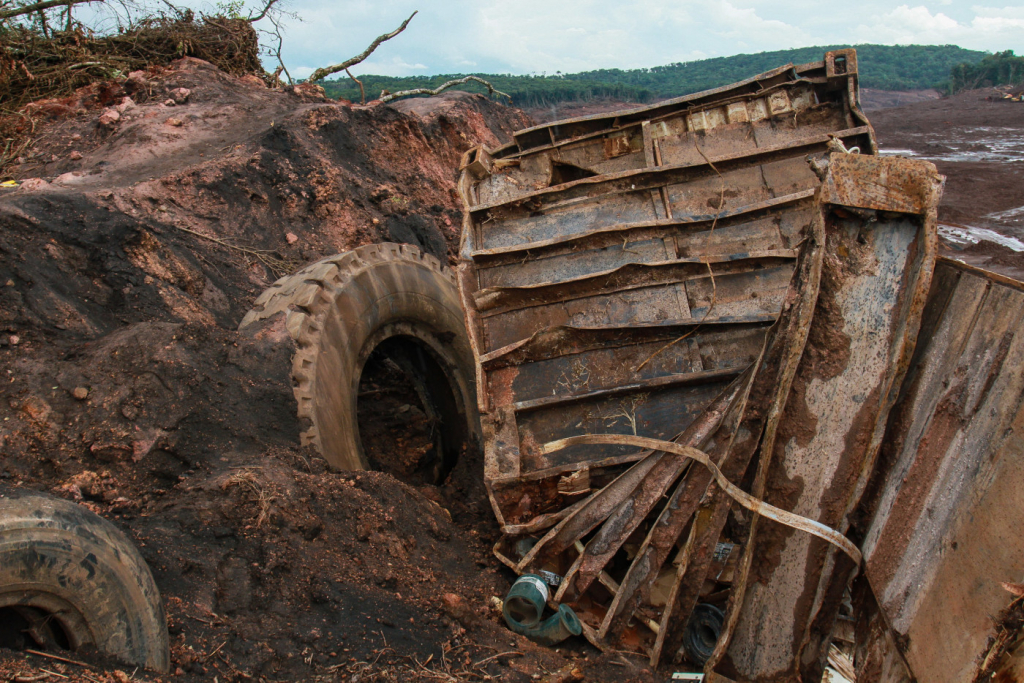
[457,46,1022,681]
[457,50,881,660]
[852,257,1024,683]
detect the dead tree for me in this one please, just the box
[380,75,511,104]
[0,0,99,21]
[306,11,416,84]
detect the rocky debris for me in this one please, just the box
[72,386,88,400]
[69,150,83,160]
[165,117,183,127]
[97,108,120,128]
[169,87,191,104]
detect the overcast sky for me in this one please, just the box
[213,1,1024,79]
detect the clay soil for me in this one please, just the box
[0,60,652,683]
[0,58,1021,683]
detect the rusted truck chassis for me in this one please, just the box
[456,50,1024,681]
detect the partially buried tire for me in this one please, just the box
[240,242,480,474]
[0,488,170,672]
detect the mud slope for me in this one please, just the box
[0,60,651,682]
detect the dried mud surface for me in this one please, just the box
[0,59,654,683]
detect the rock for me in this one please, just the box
[116,96,135,113]
[165,118,183,127]
[441,592,477,626]
[125,70,149,93]
[239,74,266,88]
[291,83,327,100]
[19,395,50,423]
[8,334,19,345]
[98,108,120,128]
[72,386,89,400]
[66,470,102,498]
[17,179,47,192]
[170,87,191,104]
[55,172,84,185]
[286,232,298,244]
[69,150,83,160]
[164,99,176,107]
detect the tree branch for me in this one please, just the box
[247,0,280,23]
[0,0,99,20]
[306,10,416,84]
[346,67,365,104]
[379,76,511,104]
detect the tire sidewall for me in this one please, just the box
[314,252,479,471]
[0,491,170,672]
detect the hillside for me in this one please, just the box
[321,43,986,107]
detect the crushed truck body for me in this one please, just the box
[455,50,1024,681]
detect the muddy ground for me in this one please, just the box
[0,59,1021,683]
[869,88,1024,280]
[0,59,650,683]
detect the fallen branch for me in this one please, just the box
[0,0,99,20]
[307,10,416,83]
[380,75,511,104]
[172,224,293,277]
[346,67,365,104]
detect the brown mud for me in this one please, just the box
[870,88,1024,280]
[0,59,653,682]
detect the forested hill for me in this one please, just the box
[320,44,986,107]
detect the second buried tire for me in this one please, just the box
[240,242,480,473]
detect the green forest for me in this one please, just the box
[320,44,988,107]
[949,50,1024,92]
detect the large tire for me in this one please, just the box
[0,489,170,672]
[240,243,480,472]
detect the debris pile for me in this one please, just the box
[456,49,1024,682]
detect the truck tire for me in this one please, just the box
[240,242,480,472]
[0,489,170,672]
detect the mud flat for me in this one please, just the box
[870,88,1024,279]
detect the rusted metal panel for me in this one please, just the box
[855,257,1024,683]
[461,45,1017,680]
[708,154,941,682]
[457,51,883,663]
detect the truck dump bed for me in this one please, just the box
[457,50,1024,681]
[457,48,876,655]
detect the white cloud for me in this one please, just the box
[199,0,1023,78]
[854,4,1024,51]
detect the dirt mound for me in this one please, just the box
[0,17,262,114]
[0,59,657,682]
